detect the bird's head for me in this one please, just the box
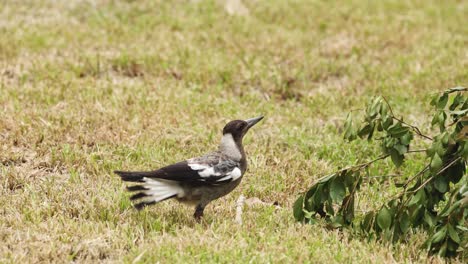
[222,116,264,141]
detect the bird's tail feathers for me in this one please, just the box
[114,170,158,182]
[116,173,184,210]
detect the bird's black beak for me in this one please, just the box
[245,116,264,130]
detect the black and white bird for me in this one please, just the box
[114,116,263,220]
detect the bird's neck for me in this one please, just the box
[218,133,244,161]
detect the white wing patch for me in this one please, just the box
[188,161,242,182]
[230,167,242,181]
[216,167,242,182]
[189,163,223,178]
[188,163,210,170]
[198,167,222,177]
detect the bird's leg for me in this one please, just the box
[194,204,204,221]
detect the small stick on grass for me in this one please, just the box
[235,195,245,225]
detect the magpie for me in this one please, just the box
[114,116,263,220]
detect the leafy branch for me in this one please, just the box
[294,87,467,258]
[382,96,433,141]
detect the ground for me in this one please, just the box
[0,0,467,263]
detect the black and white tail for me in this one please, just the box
[114,171,184,210]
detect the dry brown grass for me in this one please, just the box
[1,0,467,262]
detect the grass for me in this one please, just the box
[0,0,466,262]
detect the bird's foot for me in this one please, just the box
[194,205,204,222]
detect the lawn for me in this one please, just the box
[0,0,466,263]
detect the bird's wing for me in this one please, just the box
[157,154,241,184]
[118,153,242,184]
[186,155,242,184]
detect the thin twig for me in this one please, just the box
[313,155,388,184]
[341,171,363,211]
[386,164,430,203]
[315,148,427,184]
[403,165,430,189]
[358,154,390,169]
[393,116,433,140]
[394,161,457,214]
[407,149,427,153]
[367,174,400,178]
[316,154,390,181]
[409,157,462,194]
[383,96,396,117]
[382,96,433,141]
[441,87,467,94]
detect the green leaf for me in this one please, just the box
[342,194,355,223]
[330,177,346,203]
[399,212,410,233]
[449,93,463,110]
[361,211,375,232]
[390,149,404,167]
[408,189,426,206]
[430,153,443,172]
[448,225,460,243]
[383,228,393,241]
[325,199,335,215]
[303,210,315,221]
[380,103,388,116]
[434,141,446,157]
[438,241,447,257]
[438,112,446,132]
[376,120,383,131]
[432,226,447,243]
[440,200,462,217]
[446,160,465,183]
[293,195,305,221]
[318,173,336,184]
[441,132,449,146]
[424,212,436,227]
[439,199,453,217]
[367,97,382,118]
[358,124,372,139]
[430,95,438,106]
[330,215,344,228]
[411,205,425,226]
[313,184,325,205]
[388,125,409,137]
[394,129,410,138]
[343,173,354,191]
[434,175,448,193]
[461,141,468,159]
[431,113,440,127]
[384,137,397,148]
[447,238,458,252]
[437,94,448,109]
[426,146,435,157]
[344,113,357,141]
[304,187,316,211]
[367,123,375,140]
[400,132,413,145]
[394,144,408,155]
[382,115,393,130]
[376,206,392,230]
